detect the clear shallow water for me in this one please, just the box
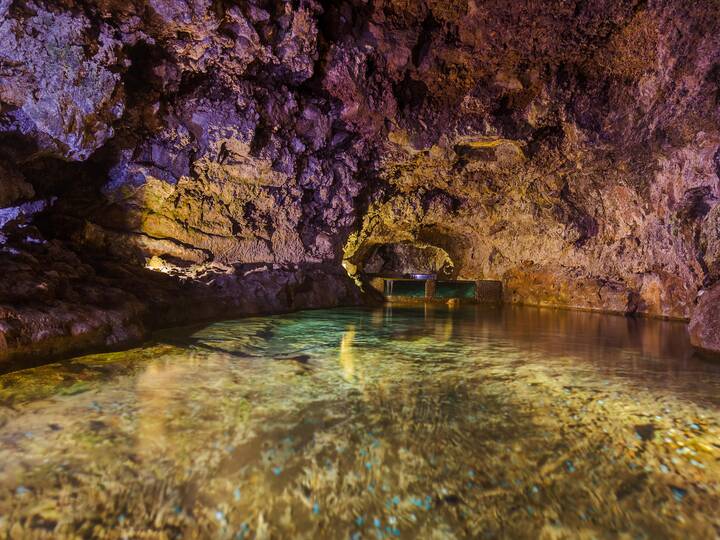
[0,305,719,539]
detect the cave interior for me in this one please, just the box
[1,1,720,535]
[1,0,719,359]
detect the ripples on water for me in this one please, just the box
[0,305,719,539]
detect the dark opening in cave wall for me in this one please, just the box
[1,0,720,361]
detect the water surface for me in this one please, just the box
[0,305,719,539]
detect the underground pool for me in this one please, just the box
[0,305,718,538]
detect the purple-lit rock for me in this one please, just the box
[0,0,124,160]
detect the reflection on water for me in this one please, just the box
[0,305,719,539]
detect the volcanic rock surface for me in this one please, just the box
[1,0,720,360]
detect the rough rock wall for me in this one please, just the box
[340,0,720,352]
[363,243,453,276]
[1,0,368,266]
[1,0,720,359]
[0,0,373,363]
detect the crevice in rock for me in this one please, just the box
[411,12,440,68]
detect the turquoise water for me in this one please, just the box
[0,305,719,538]
[435,281,477,299]
[385,280,426,297]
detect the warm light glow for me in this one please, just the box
[145,255,173,274]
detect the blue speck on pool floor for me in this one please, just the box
[272,466,282,476]
[671,486,687,502]
[312,502,320,514]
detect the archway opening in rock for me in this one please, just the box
[342,238,503,304]
[363,242,455,278]
[342,241,455,283]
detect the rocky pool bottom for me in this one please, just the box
[0,305,719,539]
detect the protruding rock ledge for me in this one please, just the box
[689,284,720,355]
[0,258,368,372]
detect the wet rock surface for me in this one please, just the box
[689,283,720,354]
[0,219,362,368]
[1,0,720,358]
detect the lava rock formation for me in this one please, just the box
[1,0,720,361]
